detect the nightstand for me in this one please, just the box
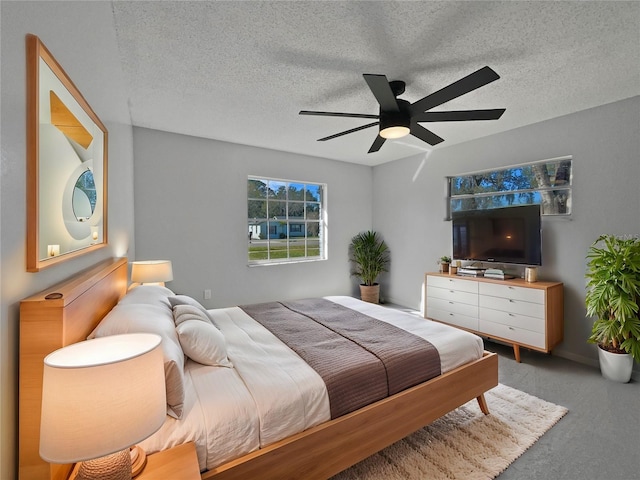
[137,442,200,479]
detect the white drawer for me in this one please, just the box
[427,296,479,318]
[427,307,479,331]
[427,275,479,294]
[428,286,478,306]
[479,295,545,318]
[480,282,544,304]
[479,319,546,349]
[479,307,545,334]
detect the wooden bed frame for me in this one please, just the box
[19,257,498,480]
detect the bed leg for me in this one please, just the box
[476,394,490,415]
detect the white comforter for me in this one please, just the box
[139,296,484,471]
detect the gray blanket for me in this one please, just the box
[240,298,441,418]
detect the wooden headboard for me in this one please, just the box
[19,257,128,480]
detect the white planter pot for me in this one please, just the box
[598,346,633,383]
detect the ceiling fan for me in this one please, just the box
[300,66,505,153]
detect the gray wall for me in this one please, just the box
[373,96,640,369]
[132,127,372,307]
[0,3,135,478]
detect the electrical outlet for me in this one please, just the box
[204,289,212,300]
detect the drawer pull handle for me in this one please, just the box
[509,313,515,317]
[509,286,515,289]
[449,301,454,304]
[449,313,454,316]
[509,299,515,303]
[508,326,516,331]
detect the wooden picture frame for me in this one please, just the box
[26,34,108,272]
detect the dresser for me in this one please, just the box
[424,272,563,362]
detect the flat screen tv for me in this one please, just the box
[452,204,542,266]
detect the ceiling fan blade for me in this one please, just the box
[317,122,379,142]
[363,74,400,112]
[300,110,379,119]
[413,108,506,122]
[410,66,501,114]
[410,123,445,146]
[368,135,386,153]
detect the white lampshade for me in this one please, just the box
[130,260,173,285]
[39,333,166,464]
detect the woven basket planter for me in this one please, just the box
[360,284,380,304]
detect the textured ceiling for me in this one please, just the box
[111,1,640,166]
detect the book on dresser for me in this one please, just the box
[458,268,485,277]
[423,272,563,363]
[483,268,515,280]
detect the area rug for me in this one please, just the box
[331,383,568,480]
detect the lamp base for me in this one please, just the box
[76,448,131,480]
[130,445,148,477]
[127,282,165,291]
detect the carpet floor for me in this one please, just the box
[331,383,568,480]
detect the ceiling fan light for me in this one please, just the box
[379,125,410,139]
[379,111,410,139]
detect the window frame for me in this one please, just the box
[446,156,573,219]
[247,175,327,266]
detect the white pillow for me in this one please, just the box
[89,303,186,419]
[169,295,214,321]
[120,285,174,309]
[173,304,212,327]
[176,319,233,367]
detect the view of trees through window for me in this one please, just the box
[248,176,326,264]
[73,169,97,221]
[448,157,572,216]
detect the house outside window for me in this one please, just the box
[447,156,572,217]
[248,176,326,264]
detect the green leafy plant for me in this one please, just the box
[585,234,640,362]
[438,255,452,264]
[349,231,390,286]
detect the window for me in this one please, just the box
[248,176,326,264]
[447,156,572,217]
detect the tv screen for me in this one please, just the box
[452,205,542,266]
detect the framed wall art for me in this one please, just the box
[26,34,108,271]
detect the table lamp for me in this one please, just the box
[39,333,166,480]
[130,260,173,287]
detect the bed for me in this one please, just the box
[19,257,498,480]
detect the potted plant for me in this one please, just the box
[349,230,390,304]
[585,234,640,382]
[438,255,452,273]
